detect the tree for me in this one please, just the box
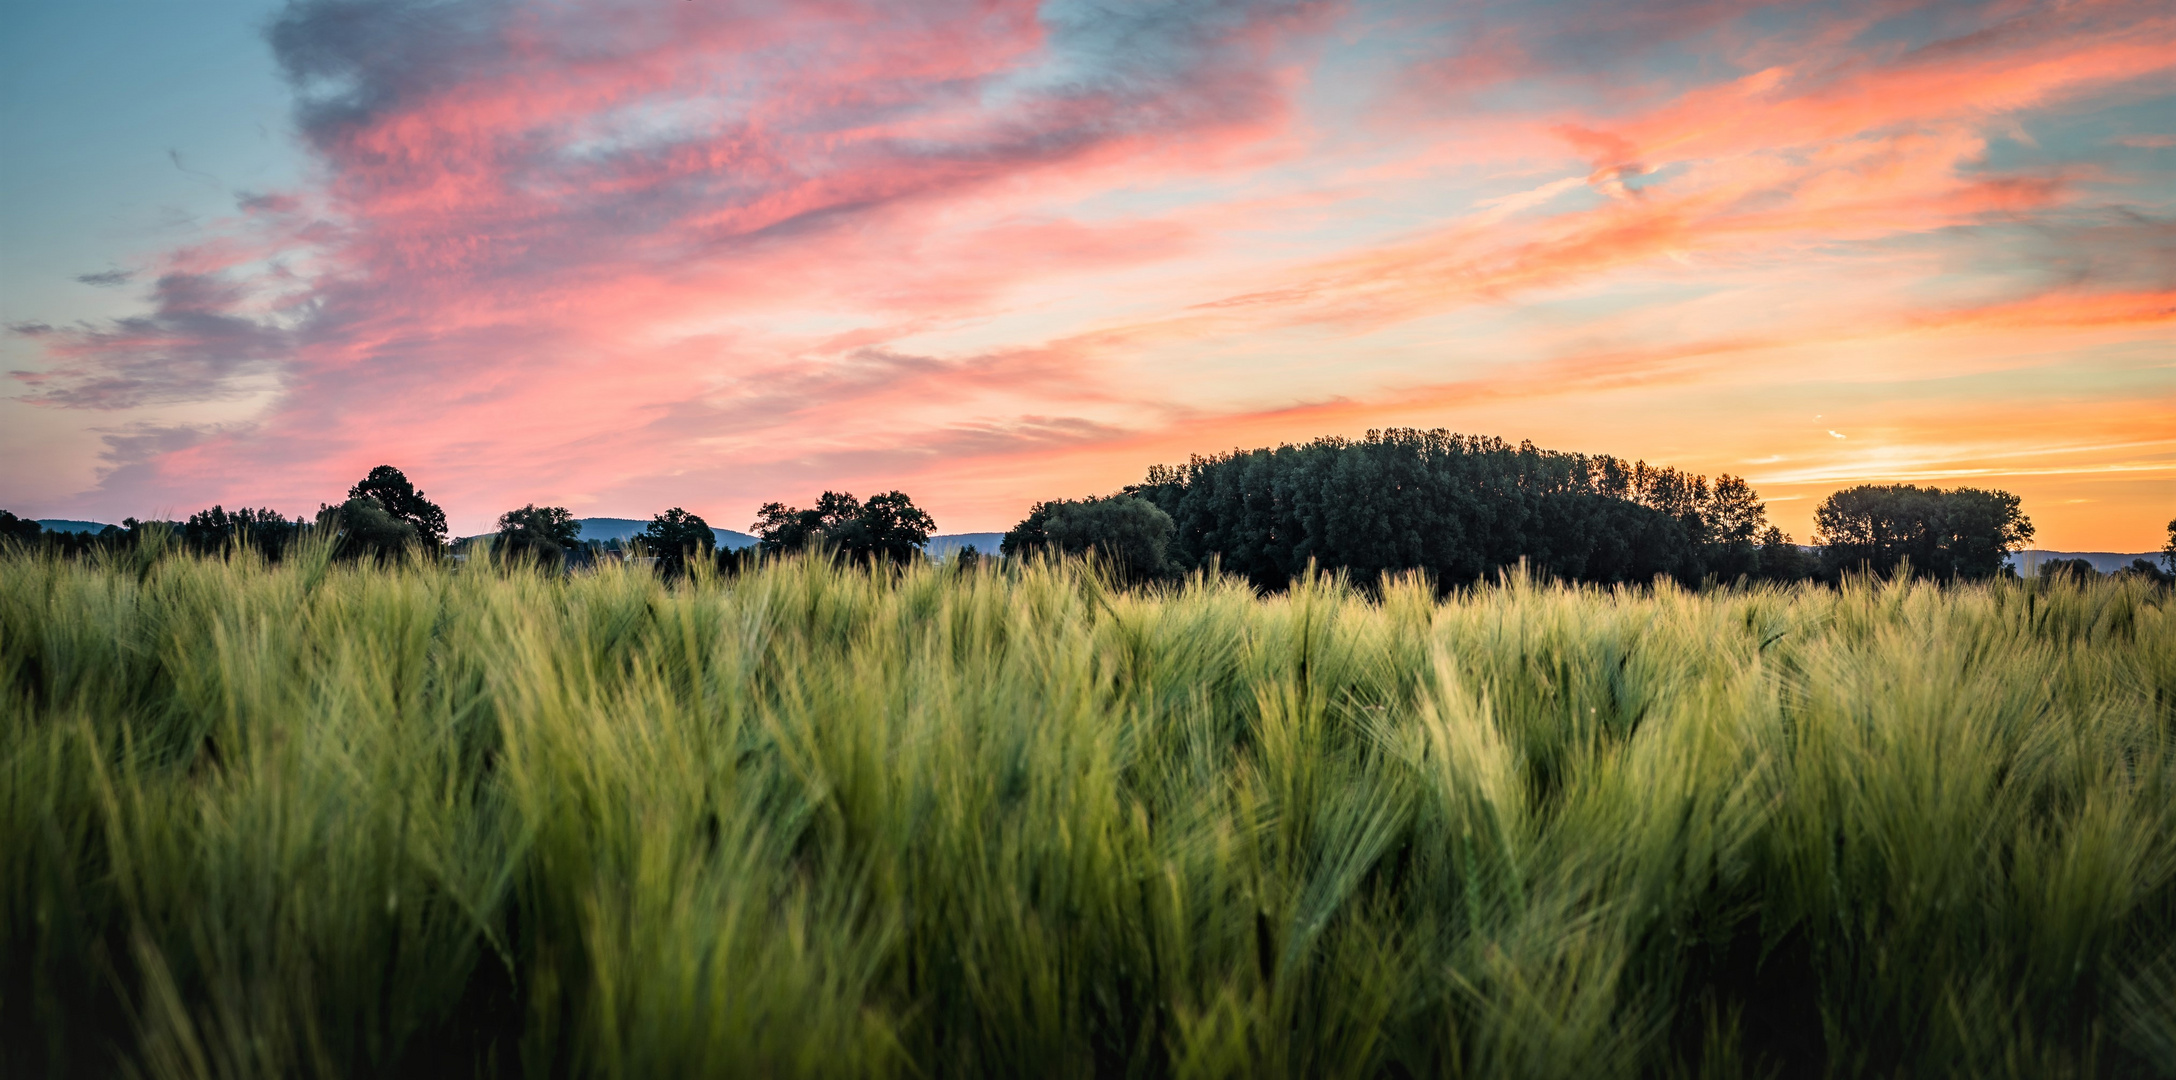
[0,510,40,547]
[182,505,302,557]
[1937,488,2034,578]
[855,491,938,565]
[753,491,863,554]
[999,503,1055,559]
[2038,557,2098,583]
[638,507,714,575]
[1814,484,2031,580]
[2117,558,2170,585]
[317,496,418,560]
[1701,474,1768,579]
[1005,495,1174,582]
[495,504,581,566]
[950,544,984,575]
[348,466,448,548]
[752,491,934,566]
[1756,525,1812,582]
[1120,429,1741,590]
[2164,518,2176,576]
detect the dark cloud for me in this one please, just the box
[75,269,135,287]
[268,0,516,146]
[12,273,291,409]
[2024,208,2176,291]
[8,322,56,336]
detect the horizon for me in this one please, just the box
[22,508,2162,559]
[4,0,2170,547]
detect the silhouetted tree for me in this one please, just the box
[638,507,714,576]
[317,497,418,560]
[182,505,303,558]
[2164,518,2176,576]
[950,544,984,576]
[1117,429,1753,590]
[1939,488,2035,578]
[495,504,581,567]
[1756,526,1812,582]
[37,524,127,559]
[1004,495,1174,582]
[1702,474,1766,579]
[0,510,40,547]
[2118,558,2170,585]
[1814,484,2032,580]
[752,491,861,554]
[752,491,935,565]
[2038,557,2098,583]
[348,466,448,548]
[857,492,938,564]
[1000,504,1054,558]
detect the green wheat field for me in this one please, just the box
[5,537,2174,1078]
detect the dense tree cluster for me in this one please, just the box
[494,504,583,568]
[0,510,41,547]
[317,497,419,560]
[1111,429,1780,589]
[183,505,306,557]
[751,491,935,566]
[1001,495,1175,582]
[1812,484,2033,580]
[2037,557,2099,582]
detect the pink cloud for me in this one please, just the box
[7,0,2172,546]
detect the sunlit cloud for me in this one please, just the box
[5,0,2171,549]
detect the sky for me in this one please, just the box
[1,0,2170,548]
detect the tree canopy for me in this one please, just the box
[317,496,418,559]
[495,504,581,566]
[2120,558,2171,585]
[752,491,935,565]
[0,510,40,547]
[348,466,448,548]
[1002,495,1174,582]
[1813,484,2032,580]
[2038,557,2098,582]
[638,508,714,574]
[1112,428,1769,589]
[635,507,713,557]
[182,505,302,557]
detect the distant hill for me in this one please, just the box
[38,519,114,534]
[574,517,759,550]
[2010,550,2162,575]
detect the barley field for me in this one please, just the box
[4,537,2173,1078]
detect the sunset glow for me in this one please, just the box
[4,0,2170,547]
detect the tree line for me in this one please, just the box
[1004,429,2172,589]
[0,465,452,563]
[6,434,2173,588]
[0,466,941,577]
